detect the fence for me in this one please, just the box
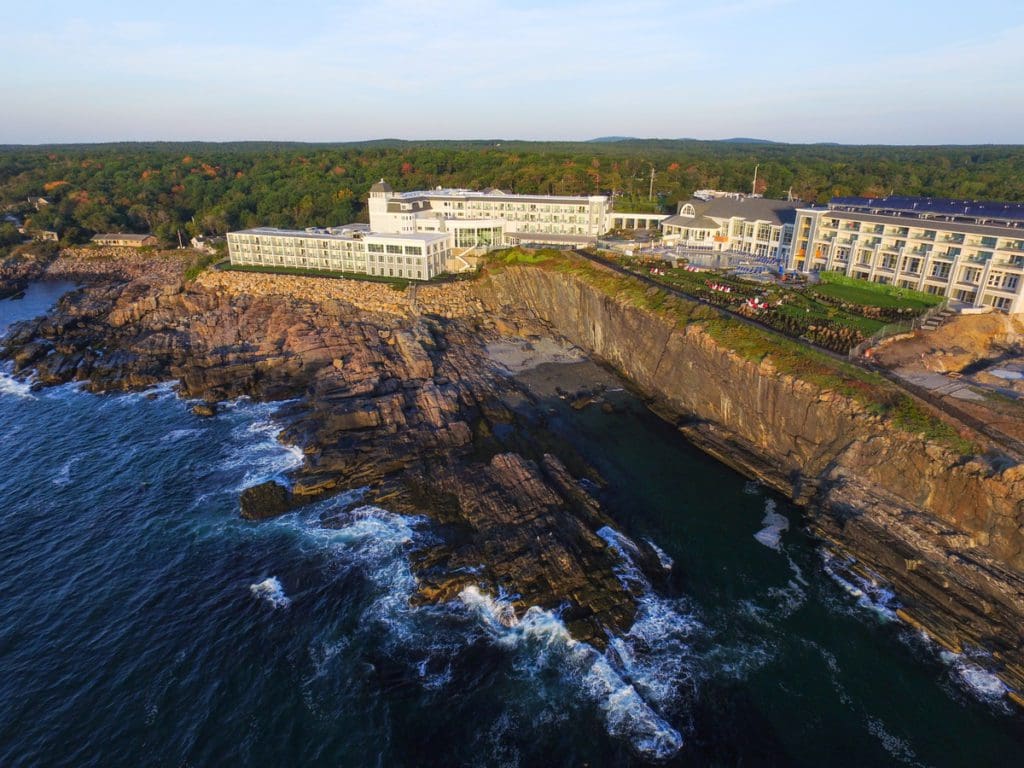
[847,300,949,359]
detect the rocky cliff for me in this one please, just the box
[0,253,658,649]
[479,261,1024,699]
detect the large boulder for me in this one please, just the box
[239,480,292,520]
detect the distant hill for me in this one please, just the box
[718,137,779,144]
[589,136,782,145]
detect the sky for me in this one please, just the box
[3,0,1024,145]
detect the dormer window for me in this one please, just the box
[681,204,696,217]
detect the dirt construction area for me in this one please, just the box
[873,312,1024,442]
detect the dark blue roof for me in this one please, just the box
[830,195,1024,223]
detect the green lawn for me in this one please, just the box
[813,281,940,311]
[817,272,943,309]
[612,259,931,352]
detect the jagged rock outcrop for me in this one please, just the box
[5,251,1023,695]
[479,263,1024,696]
[1,255,643,648]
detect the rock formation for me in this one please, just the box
[478,261,1024,698]
[3,248,1023,700]
[1,251,640,648]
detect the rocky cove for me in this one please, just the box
[3,247,1023,707]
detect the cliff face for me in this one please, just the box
[481,264,1024,696]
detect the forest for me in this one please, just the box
[1,139,1023,248]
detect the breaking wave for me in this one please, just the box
[458,585,686,761]
[0,369,35,399]
[940,652,1009,705]
[820,550,898,622]
[218,403,305,491]
[250,576,291,608]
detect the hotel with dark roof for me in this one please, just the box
[787,197,1024,312]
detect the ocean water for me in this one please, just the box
[1,283,1023,767]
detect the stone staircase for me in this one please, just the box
[919,306,957,332]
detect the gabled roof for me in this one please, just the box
[661,214,721,230]
[690,197,799,226]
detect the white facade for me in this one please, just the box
[659,196,798,262]
[787,198,1024,313]
[227,225,451,281]
[367,179,614,245]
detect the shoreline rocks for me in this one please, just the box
[4,250,1023,696]
[0,252,648,649]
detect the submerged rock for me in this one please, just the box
[191,402,217,418]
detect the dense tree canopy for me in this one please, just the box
[1,140,1022,248]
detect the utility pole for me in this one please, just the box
[752,164,759,196]
[648,164,656,201]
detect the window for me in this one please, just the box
[962,267,981,284]
[368,244,384,253]
[386,245,402,254]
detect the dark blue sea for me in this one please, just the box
[1,282,1022,767]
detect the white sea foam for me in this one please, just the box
[644,539,674,572]
[270,502,711,760]
[458,585,685,761]
[938,650,1010,705]
[111,380,178,403]
[596,526,649,592]
[162,428,204,443]
[753,499,789,550]
[221,411,305,491]
[250,576,290,608]
[0,370,35,399]
[52,457,77,486]
[765,581,807,618]
[864,716,926,767]
[820,551,898,622]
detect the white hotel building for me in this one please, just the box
[659,196,799,262]
[787,197,1024,313]
[226,224,451,281]
[228,180,668,280]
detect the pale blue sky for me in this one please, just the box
[3,0,1023,144]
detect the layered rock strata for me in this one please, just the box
[479,262,1024,698]
[1,254,643,648]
